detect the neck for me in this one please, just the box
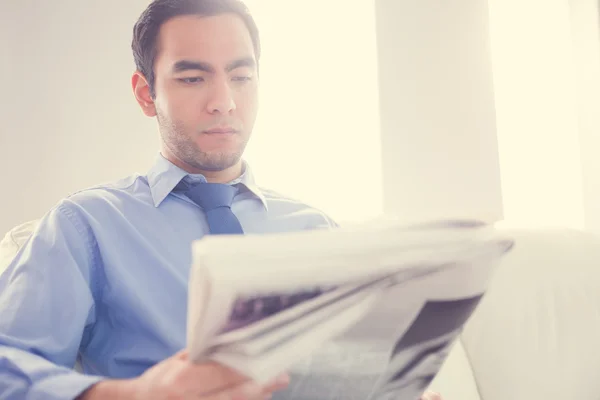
[161,149,243,184]
[198,163,243,183]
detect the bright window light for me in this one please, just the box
[242,1,384,225]
[488,0,586,229]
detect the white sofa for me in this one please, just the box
[2,222,600,399]
[429,227,600,399]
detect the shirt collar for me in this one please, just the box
[146,154,268,210]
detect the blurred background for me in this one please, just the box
[1,0,598,234]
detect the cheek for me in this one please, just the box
[157,81,205,115]
[235,92,259,123]
[163,94,206,125]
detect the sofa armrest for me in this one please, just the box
[0,220,39,275]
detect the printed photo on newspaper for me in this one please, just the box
[186,217,514,400]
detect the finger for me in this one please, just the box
[199,372,289,400]
[200,380,264,400]
[173,349,189,360]
[186,362,249,395]
[420,390,442,400]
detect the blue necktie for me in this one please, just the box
[185,183,244,235]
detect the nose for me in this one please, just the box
[206,79,236,115]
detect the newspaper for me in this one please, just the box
[186,217,514,400]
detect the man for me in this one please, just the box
[0,1,441,399]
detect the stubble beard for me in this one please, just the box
[157,112,248,172]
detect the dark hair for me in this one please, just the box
[132,0,261,98]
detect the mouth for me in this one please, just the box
[203,127,239,134]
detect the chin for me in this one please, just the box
[192,153,242,172]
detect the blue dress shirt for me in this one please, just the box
[0,155,337,400]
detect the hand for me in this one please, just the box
[420,390,443,400]
[80,350,290,400]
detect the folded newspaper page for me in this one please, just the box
[186,218,514,399]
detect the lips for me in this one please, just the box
[204,127,238,134]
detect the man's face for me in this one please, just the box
[151,14,258,172]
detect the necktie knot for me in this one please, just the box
[185,183,237,211]
[184,182,244,235]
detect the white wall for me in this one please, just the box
[374,0,504,223]
[1,1,158,235]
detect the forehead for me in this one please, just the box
[156,14,255,67]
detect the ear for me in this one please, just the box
[132,71,157,117]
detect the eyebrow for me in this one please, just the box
[172,57,256,74]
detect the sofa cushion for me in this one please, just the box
[459,228,600,400]
[0,220,39,275]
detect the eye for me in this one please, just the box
[232,76,252,82]
[179,77,205,84]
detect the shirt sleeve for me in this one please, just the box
[0,201,106,400]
